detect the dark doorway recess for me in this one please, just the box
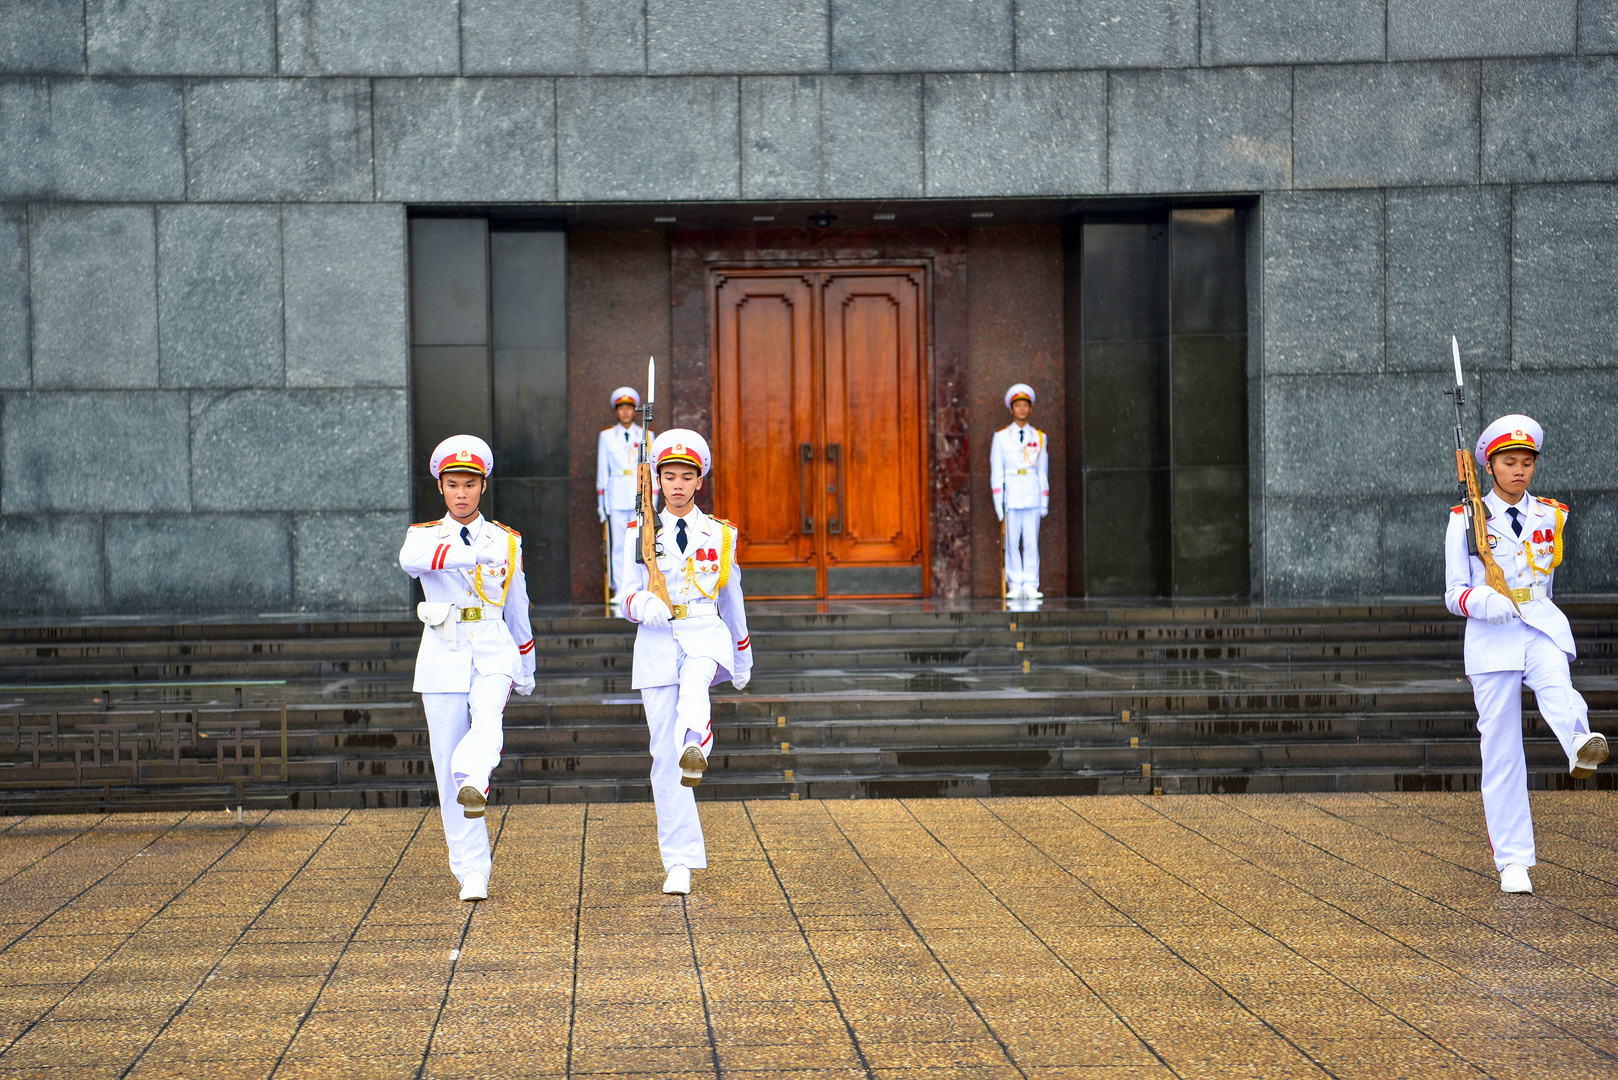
[1067,208,1249,598]
[408,217,570,603]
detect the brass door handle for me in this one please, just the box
[799,443,814,534]
[827,443,844,535]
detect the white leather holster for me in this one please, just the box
[417,602,459,648]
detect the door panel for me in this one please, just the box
[713,267,927,598]
[713,273,816,571]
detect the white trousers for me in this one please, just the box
[639,655,717,872]
[421,673,511,883]
[606,509,635,594]
[1004,507,1041,591]
[1470,630,1590,871]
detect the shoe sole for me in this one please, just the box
[1572,734,1609,779]
[1501,883,1533,894]
[456,785,487,818]
[679,746,707,788]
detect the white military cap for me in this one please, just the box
[652,428,711,477]
[1005,383,1035,409]
[430,434,494,479]
[610,386,641,409]
[1475,414,1543,467]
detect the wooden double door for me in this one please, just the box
[712,268,928,597]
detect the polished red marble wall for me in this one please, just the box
[966,225,1068,599]
[567,230,671,606]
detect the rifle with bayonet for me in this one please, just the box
[1448,336,1518,614]
[635,356,673,610]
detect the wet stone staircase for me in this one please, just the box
[0,602,1615,813]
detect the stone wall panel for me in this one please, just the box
[1264,373,1463,497]
[0,205,26,389]
[1294,62,1479,189]
[1388,0,1576,60]
[87,0,275,75]
[1386,186,1510,372]
[106,514,291,613]
[831,0,1012,73]
[1015,0,1197,70]
[158,204,285,388]
[1200,0,1384,64]
[29,205,158,389]
[0,78,185,200]
[276,0,458,75]
[283,204,407,387]
[1261,191,1384,374]
[294,511,412,610]
[822,75,923,198]
[1382,495,1448,596]
[375,78,557,202]
[557,77,740,201]
[924,72,1105,197]
[191,389,409,510]
[1263,497,1383,599]
[1481,370,1618,491]
[462,0,644,75]
[2,391,190,512]
[184,78,373,201]
[1108,67,1291,193]
[1556,493,1618,593]
[741,76,822,199]
[1483,58,1618,183]
[0,0,85,75]
[1511,184,1618,370]
[0,516,105,615]
[1584,0,1618,54]
[649,0,829,74]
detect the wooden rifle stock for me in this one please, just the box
[637,449,672,611]
[1456,448,1519,613]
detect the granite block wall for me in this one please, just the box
[0,0,1614,608]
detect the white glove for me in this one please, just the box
[1477,589,1521,625]
[1040,506,1049,519]
[514,679,535,697]
[597,504,607,524]
[732,670,750,690]
[475,533,507,566]
[636,594,672,628]
[994,501,1004,523]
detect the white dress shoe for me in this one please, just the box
[1026,588,1044,599]
[456,784,487,818]
[679,743,708,787]
[1571,732,1609,778]
[662,865,691,895]
[1500,863,1533,894]
[459,872,489,902]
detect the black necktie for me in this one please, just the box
[676,519,688,553]
[1508,507,1522,537]
[461,526,471,545]
[1019,428,1024,444]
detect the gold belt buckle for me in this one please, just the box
[1510,587,1532,604]
[671,603,688,619]
[460,607,483,622]
[1016,468,1029,475]
[622,469,632,475]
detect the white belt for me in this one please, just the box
[417,602,502,647]
[671,601,717,619]
[1509,583,1548,603]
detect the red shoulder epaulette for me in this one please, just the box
[492,520,521,537]
[411,519,440,528]
[1536,496,1569,512]
[1449,505,1464,515]
[711,516,737,529]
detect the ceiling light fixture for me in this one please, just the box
[809,209,837,228]
[752,215,775,222]
[872,213,896,221]
[654,216,677,223]
[971,211,995,219]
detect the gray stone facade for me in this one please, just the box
[2,1,1615,609]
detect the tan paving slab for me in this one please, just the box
[1,795,1617,1078]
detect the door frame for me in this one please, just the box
[667,228,970,600]
[709,263,933,599]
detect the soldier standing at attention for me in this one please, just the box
[991,383,1050,600]
[400,434,536,902]
[598,387,649,603]
[1445,414,1607,894]
[619,430,752,896]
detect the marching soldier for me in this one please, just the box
[399,434,536,902]
[990,383,1050,600]
[1444,414,1607,894]
[598,387,650,601]
[619,429,752,896]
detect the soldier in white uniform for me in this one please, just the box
[597,387,650,600]
[1444,414,1607,895]
[399,435,536,902]
[618,429,752,896]
[990,383,1051,599]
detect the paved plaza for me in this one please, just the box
[1,794,1616,1079]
